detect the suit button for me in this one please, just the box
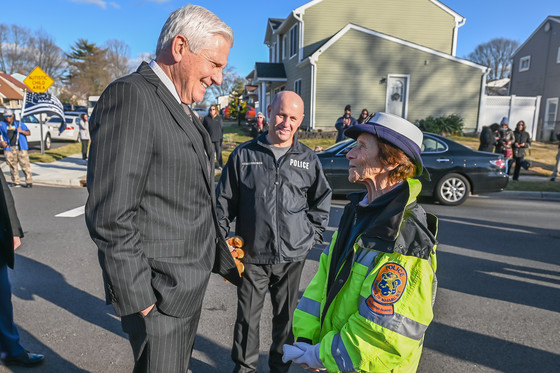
[215,237,220,244]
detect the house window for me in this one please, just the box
[289,23,299,58]
[519,56,531,72]
[557,46,560,63]
[545,98,558,129]
[294,79,302,95]
[282,35,286,59]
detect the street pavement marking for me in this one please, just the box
[56,205,85,218]
[439,217,534,234]
[479,271,560,290]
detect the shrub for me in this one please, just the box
[418,114,464,136]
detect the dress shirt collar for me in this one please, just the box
[148,59,181,104]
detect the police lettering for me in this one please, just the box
[289,159,309,169]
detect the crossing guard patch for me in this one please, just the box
[366,262,408,315]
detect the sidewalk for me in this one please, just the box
[1,153,87,187]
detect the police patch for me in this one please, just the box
[366,262,407,315]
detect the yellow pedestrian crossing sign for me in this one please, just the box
[24,66,54,93]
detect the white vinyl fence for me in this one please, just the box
[478,95,541,139]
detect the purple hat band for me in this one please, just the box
[344,113,424,176]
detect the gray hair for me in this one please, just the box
[156,4,234,57]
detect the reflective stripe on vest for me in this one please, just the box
[296,296,321,318]
[331,333,356,373]
[358,296,428,340]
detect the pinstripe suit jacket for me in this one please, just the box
[85,62,240,318]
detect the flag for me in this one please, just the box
[21,91,66,132]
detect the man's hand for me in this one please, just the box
[140,304,155,317]
[13,236,21,250]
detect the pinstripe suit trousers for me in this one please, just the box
[121,306,202,373]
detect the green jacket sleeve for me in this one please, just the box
[293,232,337,343]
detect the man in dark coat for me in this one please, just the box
[478,123,500,152]
[0,172,44,366]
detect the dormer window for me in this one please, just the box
[519,56,531,72]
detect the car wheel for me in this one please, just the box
[435,173,470,206]
[44,133,51,150]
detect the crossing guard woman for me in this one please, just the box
[283,112,438,372]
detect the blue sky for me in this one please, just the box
[2,0,560,77]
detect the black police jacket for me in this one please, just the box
[216,132,332,264]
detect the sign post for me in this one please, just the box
[24,67,54,154]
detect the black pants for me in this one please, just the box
[121,306,201,373]
[81,139,89,160]
[232,261,305,373]
[213,140,223,168]
[512,156,524,180]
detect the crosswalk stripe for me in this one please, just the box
[55,205,85,218]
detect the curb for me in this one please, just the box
[484,190,560,201]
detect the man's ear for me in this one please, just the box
[171,34,189,63]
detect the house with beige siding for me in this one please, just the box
[246,0,488,132]
[510,16,560,141]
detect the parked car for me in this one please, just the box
[46,112,82,142]
[192,107,208,118]
[317,133,509,205]
[0,109,53,150]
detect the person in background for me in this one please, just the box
[478,123,500,153]
[284,112,438,372]
[0,110,33,188]
[512,120,531,181]
[202,104,224,170]
[216,91,332,373]
[335,104,357,143]
[85,4,241,372]
[551,132,560,181]
[0,171,44,367]
[249,112,267,138]
[356,108,369,124]
[496,117,514,173]
[78,113,90,161]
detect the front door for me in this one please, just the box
[386,75,409,118]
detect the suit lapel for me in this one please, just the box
[136,62,213,192]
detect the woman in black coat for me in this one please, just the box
[511,120,531,181]
[202,104,224,169]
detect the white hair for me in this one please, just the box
[156,4,234,56]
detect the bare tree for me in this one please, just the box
[467,38,519,81]
[105,39,132,80]
[29,30,66,81]
[0,24,33,74]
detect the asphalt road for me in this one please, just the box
[1,187,559,372]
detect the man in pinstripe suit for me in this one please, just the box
[85,4,241,372]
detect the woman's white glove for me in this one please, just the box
[282,342,325,370]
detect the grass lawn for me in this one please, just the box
[29,142,83,163]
